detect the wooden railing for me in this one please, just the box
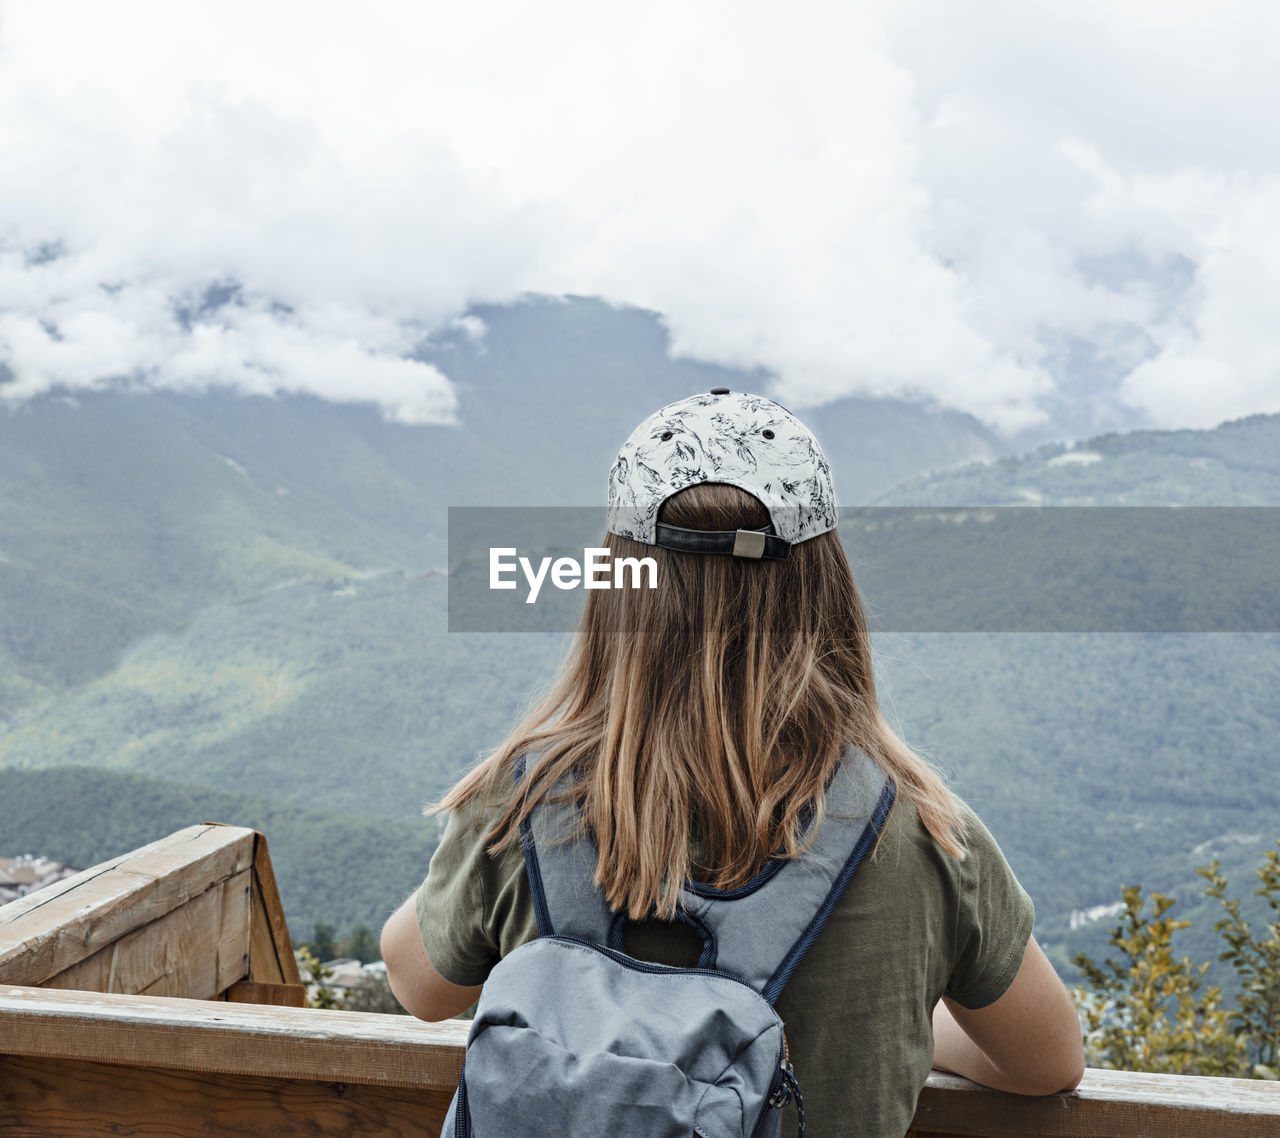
[0,822,303,1005]
[2,827,1278,1136]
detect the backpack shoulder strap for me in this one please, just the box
[515,751,614,943]
[517,747,896,1005]
[679,750,894,1003]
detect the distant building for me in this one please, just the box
[322,958,368,994]
[0,855,81,905]
[294,954,390,1005]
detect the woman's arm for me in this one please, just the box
[931,936,1085,1096]
[380,890,485,1022]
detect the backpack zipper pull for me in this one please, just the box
[768,1032,793,1109]
[784,1064,805,1137]
[767,1032,805,1138]
[767,1057,794,1110]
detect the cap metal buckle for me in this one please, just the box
[732,529,767,559]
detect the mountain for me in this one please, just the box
[3,295,1278,980]
[0,295,1003,719]
[871,630,1280,973]
[0,389,441,716]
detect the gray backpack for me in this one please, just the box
[441,748,894,1138]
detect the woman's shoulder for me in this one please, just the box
[872,785,1019,886]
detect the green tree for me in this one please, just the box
[306,922,337,962]
[1199,840,1280,1078]
[336,924,380,964]
[1072,885,1249,1077]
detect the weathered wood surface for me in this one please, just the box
[0,986,470,1090]
[0,1053,455,1137]
[41,869,250,998]
[910,1067,1280,1138]
[0,824,256,988]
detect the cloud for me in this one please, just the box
[0,255,459,423]
[1,0,1279,431]
[1065,146,1280,428]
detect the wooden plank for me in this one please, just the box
[40,870,251,998]
[224,980,308,1008]
[247,831,302,986]
[246,877,287,985]
[910,1068,1280,1138]
[3,983,1278,1135]
[0,985,469,1090]
[0,825,256,987]
[0,1053,453,1137]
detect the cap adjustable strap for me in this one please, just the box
[653,522,792,560]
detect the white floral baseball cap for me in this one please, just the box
[606,388,838,560]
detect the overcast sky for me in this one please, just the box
[1,0,1278,433]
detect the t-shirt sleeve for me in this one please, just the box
[416,800,504,987]
[943,807,1036,1010]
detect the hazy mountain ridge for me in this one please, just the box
[427,296,1007,506]
[875,412,1280,505]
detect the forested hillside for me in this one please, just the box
[0,766,438,936]
[872,632,1280,972]
[0,572,563,816]
[865,412,1280,973]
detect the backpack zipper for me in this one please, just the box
[748,1040,787,1138]
[545,934,766,993]
[454,1068,471,1138]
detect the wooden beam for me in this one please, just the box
[0,1053,454,1137]
[911,1068,1280,1138]
[0,986,469,1091]
[0,825,256,987]
[40,870,250,998]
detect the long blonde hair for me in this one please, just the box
[437,482,965,919]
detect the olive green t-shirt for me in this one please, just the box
[417,788,1033,1138]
